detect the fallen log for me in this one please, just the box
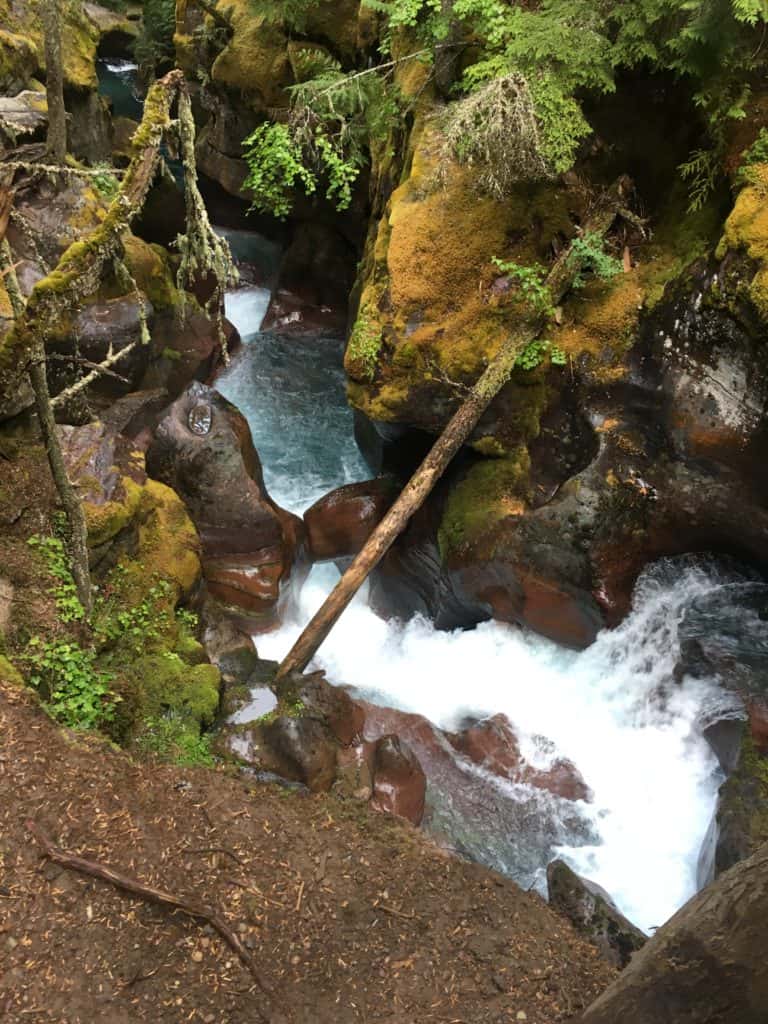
[26,820,286,1023]
[275,178,633,680]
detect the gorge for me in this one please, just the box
[2,1,768,1021]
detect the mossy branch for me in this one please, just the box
[0,69,184,386]
[175,87,237,361]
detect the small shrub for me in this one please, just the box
[27,534,84,623]
[491,257,555,318]
[135,714,215,767]
[22,638,116,730]
[567,232,623,288]
[347,308,383,380]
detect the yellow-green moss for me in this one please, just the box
[346,116,578,433]
[717,163,768,319]
[129,653,220,725]
[0,26,38,90]
[0,653,24,687]
[84,476,144,548]
[438,449,530,558]
[122,235,181,312]
[210,0,290,102]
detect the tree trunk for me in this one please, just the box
[0,238,92,613]
[28,349,93,613]
[42,0,67,165]
[275,181,631,681]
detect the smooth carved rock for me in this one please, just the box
[546,859,646,968]
[580,841,768,1024]
[304,478,397,563]
[146,383,308,627]
[370,735,426,826]
[449,714,592,803]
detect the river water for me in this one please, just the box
[215,249,763,934]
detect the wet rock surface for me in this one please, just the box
[580,840,768,1024]
[147,383,308,628]
[304,477,397,563]
[366,256,768,648]
[546,859,646,968]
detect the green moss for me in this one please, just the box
[346,306,383,382]
[122,236,181,312]
[720,732,768,852]
[0,654,24,687]
[717,163,768,319]
[438,449,530,558]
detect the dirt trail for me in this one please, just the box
[0,677,615,1023]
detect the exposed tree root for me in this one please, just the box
[26,820,288,1024]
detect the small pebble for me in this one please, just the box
[517,1013,527,1021]
[191,950,204,963]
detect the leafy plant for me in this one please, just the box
[93,578,174,656]
[567,232,623,288]
[491,257,555,318]
[243,123,318,218]
[22,638,116,730]
[135,713,215,767]
[27,534,84,623]
[92,164,120,200]
[515,339,550,370]
[514,339,567,370]
[347,307,383,380]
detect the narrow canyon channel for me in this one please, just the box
[217,234,764,934]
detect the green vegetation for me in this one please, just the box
[567,232,624,288]
[491,258,555,318]
[21,637,116,731]
[135,0,176,72]
[346,307,383,380]
[28,534,85,623]
[243,47,398,216]
[243,0,767,214]
[135,713,216,766]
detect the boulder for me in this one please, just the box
[304,477,397,563]
[450,714,592,803]
[580,841,768,1024]
[370,735,426,825]
[146,383,308,628]
[715,733,768,875]
[546,859,646,968]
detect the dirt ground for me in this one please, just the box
[0,673,617,1024]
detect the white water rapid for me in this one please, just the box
[217,244,755,936]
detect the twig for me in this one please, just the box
[376,903,417,921]
[183,845,245,867]
[26,820,287,1023]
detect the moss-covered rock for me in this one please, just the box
[0,653,24,687]
[717,162,768,320]
[716,732,768,874]
[0,0,100,93]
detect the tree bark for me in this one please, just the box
[275,180,631,681]
[42,0,67,165]
[0,238,92,612]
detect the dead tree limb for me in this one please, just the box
[26,820,285,1022]
[275,179,633,680]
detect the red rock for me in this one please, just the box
[370,735,426,825]
[449,713,592,803]
[304,478,396,562]
[748,698,768,755]
[147,383,308,628]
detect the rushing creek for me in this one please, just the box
[215,237,765,934]
[93,51,763,930]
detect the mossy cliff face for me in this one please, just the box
[0,0,99,93]
[346,119,577,448]
[175,0,372,199]
[360,106,768,647]
[717,162,768,320]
